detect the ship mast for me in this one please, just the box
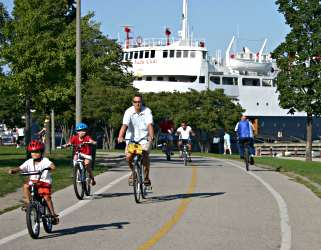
[181,0,189,41]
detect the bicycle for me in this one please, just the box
[127,138,152,203]
[21,168,55,239]
[58,143,92,199]
[240,139,252,171]
[72,143,92,199]
[157,140,171,161]
[179,140,190,166]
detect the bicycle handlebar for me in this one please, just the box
[20,167,51,177]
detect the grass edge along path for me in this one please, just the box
[198,153,321,199]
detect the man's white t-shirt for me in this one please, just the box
[123,106,153,144]
[19,157,53,184]
[177,126,192,140]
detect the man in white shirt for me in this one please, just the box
[223,131,232,155]
[176,121,195,161]
[117,94,154,186]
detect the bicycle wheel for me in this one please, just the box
[26,202,40,239]
[184,151,188,166]
[73,164,84,200]
[42,204,53,233]
[138,162,147,199]
[244,146,249,171]
[133,168,141,203]
[83,168,91,196]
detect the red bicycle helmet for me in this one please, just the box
[27,140,45,153]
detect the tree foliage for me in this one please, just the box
[272,0,321,160]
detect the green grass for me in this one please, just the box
[0,146,108,198]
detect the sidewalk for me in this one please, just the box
[0,152,125,214]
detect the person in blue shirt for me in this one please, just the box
[235,115,255,164]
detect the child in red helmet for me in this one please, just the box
[64,122,97,186]
[8,140,59,224]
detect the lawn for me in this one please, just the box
[0,146,107,197]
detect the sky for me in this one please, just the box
[1,0,290,55]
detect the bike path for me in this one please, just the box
[0,156,320,250]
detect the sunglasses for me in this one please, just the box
[133,101,142,104]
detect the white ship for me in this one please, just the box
[120,0,321,141]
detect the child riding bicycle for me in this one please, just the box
[63,122,97,186]
[8,140,59,225]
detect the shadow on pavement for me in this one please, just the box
[92,192,132,199]
[145,192,225,204]
[41,222,130,239]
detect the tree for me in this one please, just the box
[272,0,321,161]
[83,84,135,150]
[1,0,75,145]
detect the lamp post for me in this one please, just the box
[75,0,82,124]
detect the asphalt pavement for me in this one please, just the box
[0,155,320,250]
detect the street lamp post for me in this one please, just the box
[75,0,82,124]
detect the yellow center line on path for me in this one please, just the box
[138,165,197,250]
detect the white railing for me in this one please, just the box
[120,38,206,49]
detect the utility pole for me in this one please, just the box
[51,109,55,150]
[75,0,82,123]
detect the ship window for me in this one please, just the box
[199,76,205,83]
[169,50,175,58]
[122,53,125,60]
[210,76,221,84]
[190,51,196,58]
[176,50,182,58]
[146,76,152,81]
[222,77,237,85]
[139,51,144,59]
[150,50,155,58]
[137,77,142,81]
[202,51,207,60]
[183,50,189,58]
[124,53,128,60]
[134,51,138,59]
[157,76,163,81]
[242,78,260,86]
[145,51,150,58]
[273,80,277,87]
[169,76,176,82]
[163,50,168,58]
[129,52,133,59]
[262,79,273,87]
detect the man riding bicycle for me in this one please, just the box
[235,115,255,165]
[176,121,195,162]
[117,94,154,186]
[64,123,97,185]
[158,118,175,153]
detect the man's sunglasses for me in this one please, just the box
[133,101,142,103]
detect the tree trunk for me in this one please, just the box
[305,113,313,161]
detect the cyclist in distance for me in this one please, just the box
[8,140,59,224]
[64,123,97,185]
[117,94,154,186]
[235,115,255,165]
[176,121,195,161]
[158,117,175,153]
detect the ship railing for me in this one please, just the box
[121,38,207,49]
[232,52,273,63]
